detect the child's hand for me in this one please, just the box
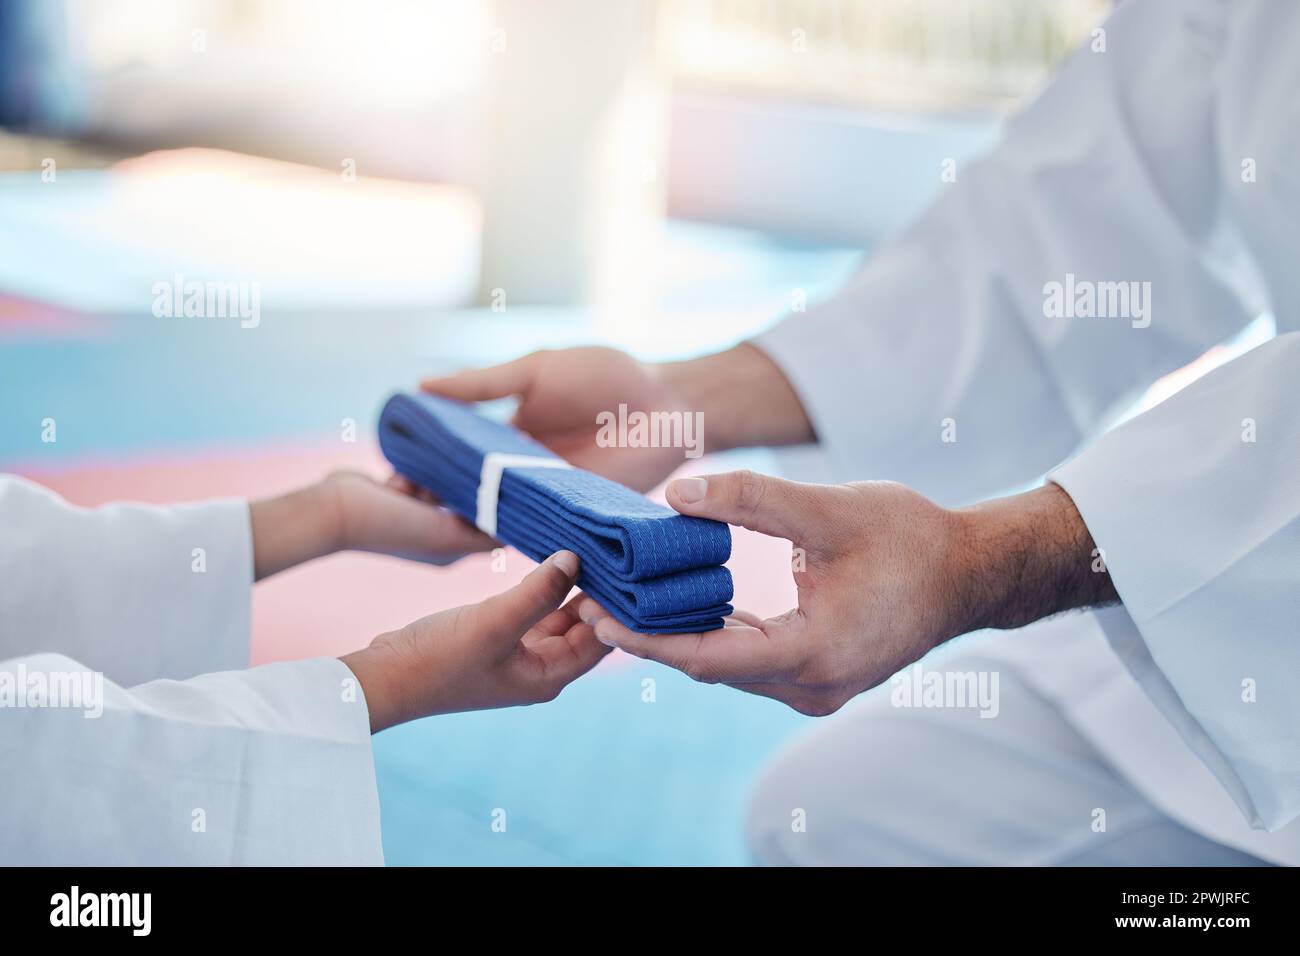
[250,470,494,580]
[340,551,610,730]
[323,470,494,566]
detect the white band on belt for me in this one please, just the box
[475,453,573,537]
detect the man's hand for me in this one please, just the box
[580,472,1117,716]
[342,551,611,731]
[422,346,690,491]
[420,344,816,491]
[250,470,494,580]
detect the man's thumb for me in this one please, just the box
[666,470,814,541]
[475,551,579,649]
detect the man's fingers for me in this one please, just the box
[578,598,759,631]
[590,613,796,684]
[474,551,580,651]
[665,470,823,541]
[420,352,540,402]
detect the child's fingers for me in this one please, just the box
[561,621,615,675]
[523,621,614,698]
[473,551,580,652]
[374,489,495,556]
[576,596,610,626]
[386,473,441,505]
[530,593,587,639]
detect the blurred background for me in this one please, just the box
[0,0,1115,864]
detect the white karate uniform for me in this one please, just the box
[0,476,384,865]
[749,0,1300,865]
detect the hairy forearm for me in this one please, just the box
[949,482,1119,636]
[660,343,816,453]
[248,481,342,581]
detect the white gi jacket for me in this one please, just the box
[0,477,383,864]
[756,0,1299,862]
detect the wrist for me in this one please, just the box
[657,355,728,452]
[250,481,345,581]
[947,483,1118,636]
[658,343,814,453]
[340,637,415,734]
[313,473,352,554]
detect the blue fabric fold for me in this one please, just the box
[378,392,733,633]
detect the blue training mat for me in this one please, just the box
[378,392,733,633]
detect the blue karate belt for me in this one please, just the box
[378,392,733,633]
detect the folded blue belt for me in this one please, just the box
[378,392,733,633]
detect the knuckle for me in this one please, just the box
[806,486,843,529]
[733,469,768,518]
